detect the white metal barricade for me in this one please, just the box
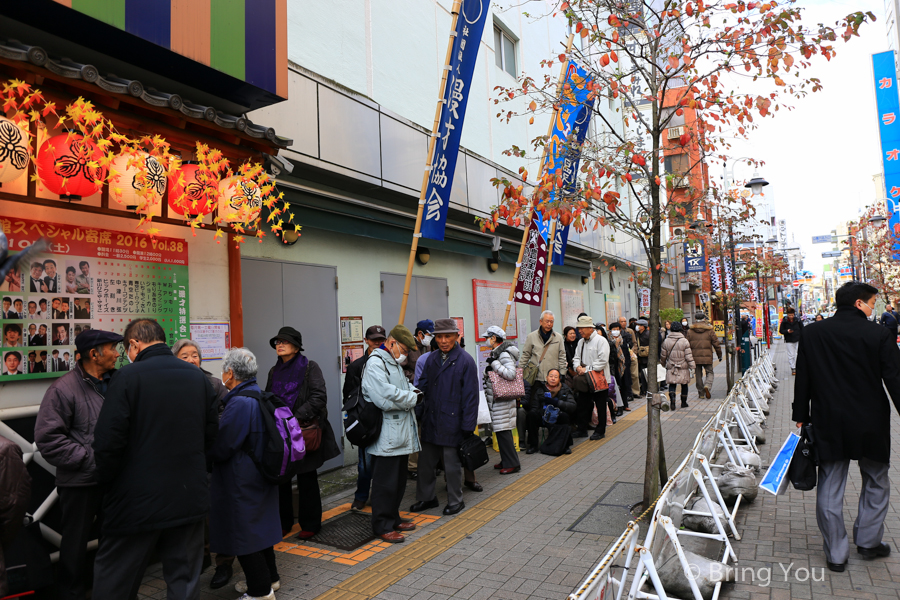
[568,524,641,600]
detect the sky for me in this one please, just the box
[725,0,886,276]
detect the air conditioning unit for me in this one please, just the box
[667,126,685,139]
[672,176,690,188]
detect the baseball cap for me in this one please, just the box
[481,325,506,339]
[365,325,387,341]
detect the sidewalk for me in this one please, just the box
[132,345,900,600]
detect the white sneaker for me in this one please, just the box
[237,590,275,600]
[235,580,280,593]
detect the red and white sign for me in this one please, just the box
[513,215,548,306]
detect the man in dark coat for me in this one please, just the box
[793,282,900,573]
[880,303,898,339]
[91,319,219,598]
[778,307,803,374]
[411,318,478,516]
[35,329,122,600]
[0,434,31,598]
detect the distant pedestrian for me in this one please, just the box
[779,307,803,375]
[412,319,478,516]
[685,312,722,399]
[605,322,630,415]
[660,321,695,410]
[816,314,825,322]
[793,281,900,572]
[635,319,651,397]
[481,326,521,474]
[572,315,611,440]
[265,327,341,539]
[363,325,421,543]
[880,304,898,338]
[35,329,122,600]
[0,434,31,598]
[92,319,219,599]
[525,369,576,454]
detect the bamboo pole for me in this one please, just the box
[398,0,462,324]
[541,218,558,311]
[501,33,575,332]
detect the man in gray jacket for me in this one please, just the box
[34,329,122,600]
[518,311,567,392]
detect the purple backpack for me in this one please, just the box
[243,390,306,484]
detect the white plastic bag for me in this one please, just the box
[477,390,492,424]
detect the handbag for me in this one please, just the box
[542,403,560,425]
[572,341,609,393]
[788,424,818,491]
[298,417,322,452]
[458,434,489,471]
[523,342,552,386]
[488,368,525,401]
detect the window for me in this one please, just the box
[664,153,690,175]
[661,107,686,128]
[594,270,604,292]
[494,25,517,77]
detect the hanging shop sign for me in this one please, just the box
[513,215,549,306]
[683,240,706,273]
[872,50,900,254]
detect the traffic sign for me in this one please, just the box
[821,251,842,258]
[792,280,801,288]
[812,235,833,244]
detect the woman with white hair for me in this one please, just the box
[209,348,282,600]
[173,338,228,405]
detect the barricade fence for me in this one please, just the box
[568,352,777,600]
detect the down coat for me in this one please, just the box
[660,332,696,385]
[483,341,520,432]
[685,322,722,365]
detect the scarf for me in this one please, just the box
[611,336,626,374]
[539,328,552,344]
[271,353,309,409]
[545,381,562,397]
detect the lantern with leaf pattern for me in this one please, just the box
[218,175,263,223]
[168,161,217,217]
[36,132,106,199]
[110,151,167,210]
[0,117,29,184]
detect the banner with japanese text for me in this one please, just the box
[708,256,734,293]
[872,50,900,253]
[420,0,489,241]
[513,215,549,306]
[0,216,189,381]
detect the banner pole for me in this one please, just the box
[541,218,558,311]
[399,0,462,324]
[501,33,575,332]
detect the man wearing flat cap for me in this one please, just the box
[411,318,479,516]
[34,328,123,600]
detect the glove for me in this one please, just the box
[484,364,493,374]
[544,391,552,399]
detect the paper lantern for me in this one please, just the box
[36,132,106,199]
[218,175,263,223]
[0,117,29,184]
[110,152,167,209]
[168,162,218,217]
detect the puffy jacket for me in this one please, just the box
[685,322,722,365]
[0,435,31,597]
[362,348,421,457]
[528,380,577,415]
[35,363,110,487]
[779,317,803,343]
[660,332,696,385]
[483,341,520,432]
[518,329,567,383]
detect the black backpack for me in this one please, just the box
[342,354,385,447]
[242,390,306,485]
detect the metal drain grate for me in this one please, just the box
[568,482,643,535]
[297,511,376,551]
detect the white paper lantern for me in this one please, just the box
[109,151,167,209]
[0,117,30,184]
[218,175,262,223]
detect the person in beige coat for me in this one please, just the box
[660,321,696,411]
[518,310,567,390]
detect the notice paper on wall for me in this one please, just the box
[189,322,230,361]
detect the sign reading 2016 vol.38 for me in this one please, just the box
[872,50,900,253]
[0,217,189,381]
[420,0,489,241]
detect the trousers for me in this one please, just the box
[92,519,204,600]
[355,445,374,503]
[695,364,714,393]
[576,389,609,436]
[279,469,322,533]
[816,458,890,564]
[416,441,463,506]
[495,430,520,469]
[668,384,689,403]
[370,454,408,534]
[525,409,570,447]
[785,342,799,369]
[237,546,278,597]
[58,485,104,600]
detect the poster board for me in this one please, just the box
[0,216,189,380]
[473,280,517,342]
[189,322,230,360]
[605,294,622,323]
[340,316,364,344]
[342,343,365,373]
[560,288,585,329]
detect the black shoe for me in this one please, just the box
[573,430,588,439]
[590,432,605,441]
[443,502,465,515]
[209,564,233,589]
[681,400,689,408]
[526,446,538,454]
[407,470,418,481]
[616,408,624,417]
[410,498,439,512]
[858,542,891,559]
[351,499,366,511]
[464,480,483,492]
[670,400,676,411]
[564,447,572,454]
[826,560,847,572]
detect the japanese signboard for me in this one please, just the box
[473,280,517,341]
[708,256,734,293]
[420,0,489,241]
[189,322,230,360]
[839,266,853,281]
[683,240,706,273]
[0,217,189,381]
[812,235,833,244]
[872,50,900,254]
[513,216,549,306]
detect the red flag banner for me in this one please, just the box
[514,216,549,306]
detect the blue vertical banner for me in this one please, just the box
[420,0,489,241]
[683,240,706,273]
[872,51,900,253]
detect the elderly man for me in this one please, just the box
[35,329,123,600]
[363,325,421,543]
[685,312,722,399]
[408,320,434,481]
[412,318,479,516]
[518,310,567,396]
[92,319,219,598]
[617,316,640,401]
[572,315,611,440]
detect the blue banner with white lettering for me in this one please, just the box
[544,62,595,266]
[872,51,900,253]
[420,0,489,241]
[684,240,706,273]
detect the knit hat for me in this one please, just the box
[671,321,684,333]
[390,324,417,352]
[576,315,594,328]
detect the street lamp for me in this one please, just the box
[745,172,770,196]
[869,214,888,226]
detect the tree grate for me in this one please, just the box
[568,482,644,536]
[294,511,377,551]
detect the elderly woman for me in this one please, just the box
[482,326,521,474]
[265,326,340,539]
[210,348,281,599]
[660,321,696,411]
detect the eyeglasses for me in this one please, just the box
[274,340,290,347]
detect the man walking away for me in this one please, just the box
[363,325,421,543]
[572,315,611,440]
[880,303,898,340]
[685,312,722,399]
[793,281,900,573]
[92,319,219,599]
[35,329,122,600]
[779,307,803,375]
[518,311,567,399]
[412,319,479,516]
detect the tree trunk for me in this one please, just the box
[643,185,663,509]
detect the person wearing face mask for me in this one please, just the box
[407,320,435,481]
[362,325,421,543]
[481,326,521,474]
[265,326,341,539]
[779,307,804,375]
[604,323,629,418]
[793,281,900,573]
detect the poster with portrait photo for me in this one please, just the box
[33,349,48,373]
[24,298,40,320]
[2,350,23,376]
[25,260,46,293]
[28,322,48,347]
[2,296,26,319]
[73,297,91,320]
[66,259,92,295]
[39,258,61,294]
[31,296,50,319]
[0,264,22,292]
[47,348,69,373]
[2,322,23,348]
[72,323,92,340]
[52,322,71,346]
[341,343,364,373]
[50,297,70,320]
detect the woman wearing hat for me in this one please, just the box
[265,327,341,539]
[482,326,521,474]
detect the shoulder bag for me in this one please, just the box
[523,338,551,386]
[488,367,525,401]
[572,341,609,393]
[458,434,489,471]
[637,334,649,358]
[297,364,323,452]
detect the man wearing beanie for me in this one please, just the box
[362,324,422,543]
